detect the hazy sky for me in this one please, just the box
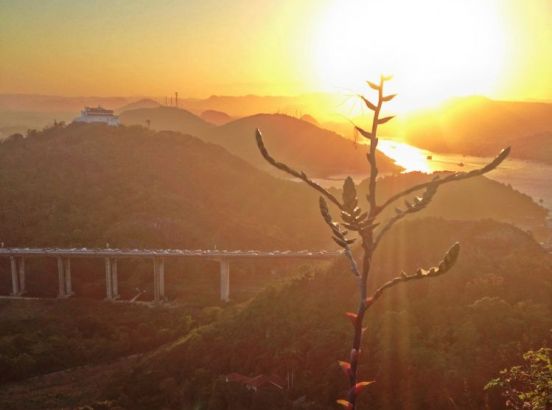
[1,0,551,105]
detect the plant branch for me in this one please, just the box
[319,197,360,277]
[252,77,498,410]
[255,129,343,210]
[377,147,511,215]
[364,242,460,308]
[372,180,438,250]
[367,77,384,216]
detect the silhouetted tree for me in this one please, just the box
[255,76,510,409]
[6,133,24,143]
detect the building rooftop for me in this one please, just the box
[83,106,115,115]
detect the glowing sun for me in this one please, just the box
[310,0,509,112]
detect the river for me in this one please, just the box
[316,139,552,212]
[376,139,552,212]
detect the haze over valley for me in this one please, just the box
[0,1,550,409]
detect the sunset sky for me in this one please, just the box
[1,0,551,110]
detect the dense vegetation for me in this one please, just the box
[0,299,197,385]
[361,172,549,238]
[4,123,542,252]
[253,76,512,410]
[0,123,328,250]
[0,124,549,409]
[485,347,552,409]
[109,219,552,409]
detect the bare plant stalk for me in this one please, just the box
[254,76,510,409]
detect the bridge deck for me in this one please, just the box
[0,248,343,302]
[0,248,342,259]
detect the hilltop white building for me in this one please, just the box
[73,106,119,126]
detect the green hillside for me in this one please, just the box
[201,113,401,177]
[362,171,549,235]
[0,123,328,250]
[1,123,545,249]
[0,299,197,385]
[0,124,550,410]
[108,219,552,410]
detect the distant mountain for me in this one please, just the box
[0,93,344,121]
[200,109,233,126]
[398,97,552,164]
[117,98,160,113]
[300,114,319,125]
[180,93,344,119]
[0,111,75,140]
[511,131,552,165]
[0,123,330,250]
[119,106,213,137]
[201,113,402,177]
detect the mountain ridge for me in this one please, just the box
[201,113,402,177]
[0,122,328,250]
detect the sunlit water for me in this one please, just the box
[377,139,552,211]
[315,139,552,212]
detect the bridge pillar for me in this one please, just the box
[57,257,66,298]
[111,259,119,299]
[152,258,158,302]
[104,258,119,300]
[158,257,165,301]
[104,258,111,300]
[64,258,72,296]
[219,259,230,302]
[152,257,165,303]
[10,257,19,296]
[18,257,26,295]
[56,258,73,298]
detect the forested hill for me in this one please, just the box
[1,123,547,249]
[120,108,402,177]
[112,218,552,409]
[201,113,401,177]
[0,123,328,250]
[359,171,549,236]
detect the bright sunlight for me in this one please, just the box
[310,0,509,112]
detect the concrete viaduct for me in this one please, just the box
[0,248,342,303]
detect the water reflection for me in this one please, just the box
[313,138,551,212]
[377,138,552,211]
[377,139,432,173]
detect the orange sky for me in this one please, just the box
[1,0,551,109]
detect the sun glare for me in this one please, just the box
[376,140,432,173]
[309,0,509,113]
